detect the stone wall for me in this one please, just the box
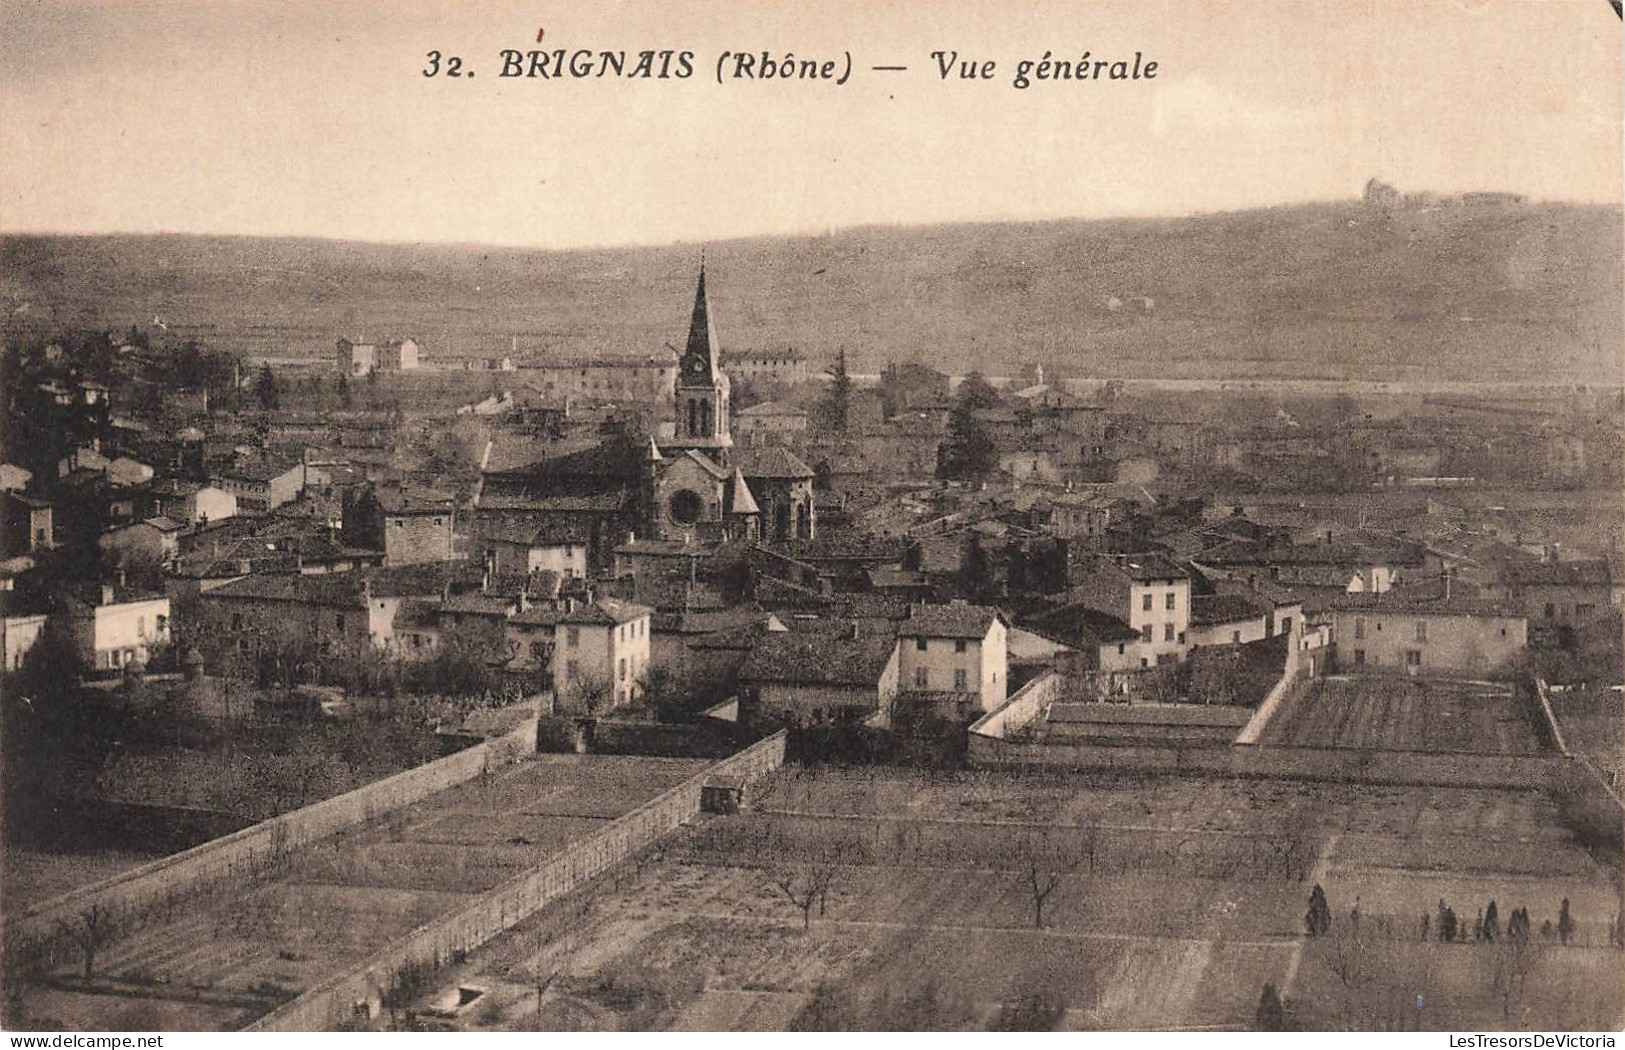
[248,730,787,1032]
[4,719,539,973]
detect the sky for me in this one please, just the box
[1,0,1620,249]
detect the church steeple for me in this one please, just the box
[666,256,733,457]
[680,258,721,387]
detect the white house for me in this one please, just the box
[69,585,172,671]
[897,602,1009,712]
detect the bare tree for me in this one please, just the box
[1485,927,1545,1022]
[1016,828,1083,929]
[772,843,846,929]
[56,904,114,981]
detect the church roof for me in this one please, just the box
[681,448,731,480]
[728,468,760,515]
[734,445,815,480]
[682,264,721,383]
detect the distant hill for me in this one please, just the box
[3,198,1620,384]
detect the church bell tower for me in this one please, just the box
[671,260,733,461]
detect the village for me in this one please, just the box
[1,259,1621,1033]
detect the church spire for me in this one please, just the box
[681,257,721,384]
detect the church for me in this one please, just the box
[477,263,817,570]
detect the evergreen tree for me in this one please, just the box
[1507,906,1530,944]
[823,348,851,431]
[1306,884,1332,937]
[1484,900,1499,942]
[255,363,280,410]
[1558,898,1574,946]
[937,372,999,481]
[1255,982,1285,1031]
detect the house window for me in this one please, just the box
[618,658,626,681]
[1280,617,1292,635]
[433,518,443,527]
[566,659,579,680]
[1577,603,1595,617]
[1414,621,1427,643]
[1140,658,1149,668]
[954,639,967,654]
[1142,593,1153,612]
[1164,623,1175,642]
[1405,649,1422,667]
[1165,592,1176,610]
[1140,624,1153,643]
[567,627,579,646]
[1232,631,1241,644]
[915,638,928,651]
[137,615,145,637]
[337,613,346,631]
[1353,649,1365,665]
[915,667,929,689]
[1117,643,1125,655]
[954,668,968,691]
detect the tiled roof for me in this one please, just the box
[738,631,897,687]
[477,490,627,513]
[362,563,462,598]
[202,572,367,608]
[1330,592,1523,618]
[1501,559,1612,587]
[440,593,515,617]
[529,597,654,626]
[733,446,815,480]
[375,486,456,514]
[1111,553,1191,583]
[900,602,1002,639]
[1026,603,1141,644]
[1190,593,1268,627]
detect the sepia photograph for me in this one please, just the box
[0,0,1621,1038]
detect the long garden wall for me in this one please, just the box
[247,730,787,1032]
[967,734,1560,789]
[4,719,540,973]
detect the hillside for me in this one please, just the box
[3,199,1619,383]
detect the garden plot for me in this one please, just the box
[415,762,1622,1033]
[1260,677,1546,754]
[14,754,708,1033]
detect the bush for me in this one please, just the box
[1549,763,1623,869]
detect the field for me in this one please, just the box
[6,754,708,1033]
[412,765,1622,1033]
[1260,677,1546,755]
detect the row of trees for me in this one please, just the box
[1296,883,1583,1029]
